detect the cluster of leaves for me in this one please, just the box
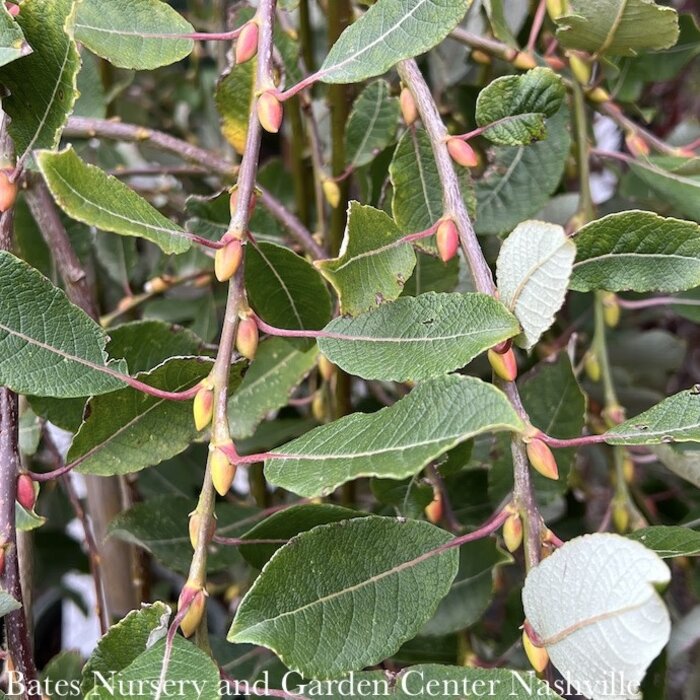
[0,0,699,699]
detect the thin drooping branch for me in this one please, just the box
[63,117,321,259]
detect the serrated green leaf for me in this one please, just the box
[37,147,191,255]
[556,0,679,56]
[496,220,575,349]
[265,375,523,498]
[570,211,700,292]
[476,108,571,236]
[246,242,332,337]
[319,0,470,84]
[85,636,219,700]
[0,0,79,158]
[228,516,459,678]
[629,157,700,223]
[68,357,240,476]
[216,57,256,155]
[239,504,365,570]
[0,252,128,398]
[523,534,670,700]
[74,0,194,70]
[420,538,511,636]
[108,496,258,573]
[0,590,21,617]
[317,202,416,316]
[81,602,171,695]
[0,5,31,67]
[318,292,519,382]
[476,68,565,146]
[628,526,700,558]
[605,387,700,445]
[229,338,317,440]
[344,80,399,168]
[391,128,474,255]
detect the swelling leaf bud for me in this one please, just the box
[16,473,36,511]
[424,492,443,524]
[236,316,259,360]
[488,347,518,382]
[513,52,537,70]
[526,438,559,480]
[601,292,620,328]
[235,21,259,64]
[257,91,283,133]
[522,626,549,672]
[318,354,335,382]
[503,512,523,553]
[215,238,243,283]
[193,385,214,431]
[584,350,601,382]
[568,53,591,85]
[400,87,418,125]
[446,138,478,168]
[0,170,18,213]
[188,512,216,549]
[211,445,236,496]
[436,219,459,262]
[322,179,341,209]
[178,583,206,638]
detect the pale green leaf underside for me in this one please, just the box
[265,375,523,498]
[570,211,700,292]
[497,220,575,349]
[0,7,31,68]
[228,517,459,679]
[476,68,565,146]
[68,357,223,476]
[229,338,318,440]
[0,252,128,398]
[318,292,519,382]
[605,387,700,445]
[0,0,79,158]
[318,202,416,316]
[523,534,670,700]
[344,80,399,168]
[0,590,21,617]
[556,0,679,56]
[37,147,191,255]
[74,0,194,70]
[628,526,700,558]
[320,0,470,84]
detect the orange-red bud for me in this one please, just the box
[436,219,459,263]
[235,21,259,64]
[522,625,549,672]
[625,132,650,158]
[544,55,566,71]
[193,385,214,431]
[16,474,36,511]
[424,492,443,524]
[215,238,243,282]
[526,438,559,480]
[0,170,18,213]
[503,512,523,553]
[488,347,518,382]
[446,138,478,168]
[211,445,236,496]
[188,512,216,549]
[257,91,283,133]
[236,316,259,360]
[178,583,206,638]
[400,87,418,126]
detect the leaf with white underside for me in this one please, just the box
[229,338,318,440]
[265,375,523,498]
[0,590,21,617]
[73,0,194,70]
[476,68,565,146]
[319,0,470,84]
[555,0,679,56]
[651,444,700,489]
[318,292,519,382]
[496,221,575,350]
[228,517,459,678]
[37,148,191,255]
[523,533,671,700]
[570,211,700,292]
[604,387,700,445]
[391,128,474,256]
[0,0,79,158]
[68,357,240,476]
[0,6,31,68]
[628,526,700,558]
[317,202,416,316]
[344,80,399,168]
[0,252,128,398]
